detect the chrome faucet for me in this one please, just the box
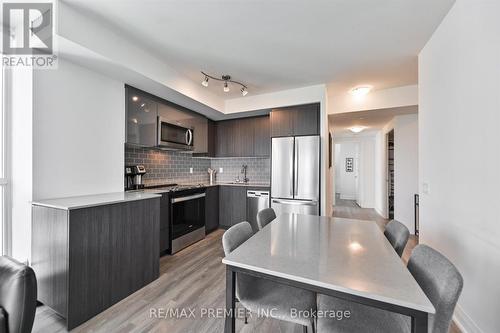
[241,165,249,183]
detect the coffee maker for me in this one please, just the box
[125,165,146,190]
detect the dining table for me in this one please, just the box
[222,213,435,333]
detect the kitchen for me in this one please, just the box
[2,1,481,332]
[30,83,321,329]
[124,85,320,254]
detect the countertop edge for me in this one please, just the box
[221,259,436,314]
[32,193,161,211]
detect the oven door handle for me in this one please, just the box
[171,193,206,203]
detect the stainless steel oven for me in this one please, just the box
[170,188,206,253]
[157,117,194,150]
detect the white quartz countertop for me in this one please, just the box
[223,213,435,314]
[32,192,161,210]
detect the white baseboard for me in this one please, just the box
[340,194,356,200]
[453,304,483,333]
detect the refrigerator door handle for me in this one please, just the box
[294,140,298,197]
[272,199,318,206]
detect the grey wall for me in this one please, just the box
[125,146,270,185]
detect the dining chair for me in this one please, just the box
[256,207,276,230]
[222,221,316,332]
[316,244,463,333]
[384,219,410,257]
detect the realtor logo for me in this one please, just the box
[2,2,57,68]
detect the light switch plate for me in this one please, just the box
[189,167,193,174]
[422,182,430,194]
[219,168,223,173]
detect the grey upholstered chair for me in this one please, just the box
[317,244,463,333]
[384,219,410,257]
[0,256,37,333]
[222,222,316,332]
[256,207,276,230]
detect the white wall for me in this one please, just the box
[335,142,358,200]
[394,114,418,233]
[328,84,418,115]
[334,136,376,208]
[33,59,125,200]
[9,68,33,262]
[358,138,375,208]
[419,1,500,332]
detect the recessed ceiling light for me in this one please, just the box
[349,86,372,97]
[132,96,139,102]
[349,126,367,133]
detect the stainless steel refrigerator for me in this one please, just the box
[271,136,320,216]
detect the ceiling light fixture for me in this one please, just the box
[349,126,367,133]
[200,71,248,96]
[349,86,372,98]
[132,96,139,102]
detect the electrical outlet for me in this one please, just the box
[189,167,193,174]
[219,168,223,173]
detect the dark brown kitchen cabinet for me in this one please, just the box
[32,198,160,330]
[205,186,219,233]
[270,103,320,137]
[270,108,294,137]
[126,87,158,147]
[219,186,247,228]
[215,116,270,157]
[253,115,271,156]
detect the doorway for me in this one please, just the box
[334,142,359,204]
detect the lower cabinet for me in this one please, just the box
[32,198,160,330]
[219,186,247,228]
[205,186,219,233]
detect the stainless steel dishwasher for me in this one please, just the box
[247,190,270,233]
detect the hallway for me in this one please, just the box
[332,193,417,263]
[332,194,460,333]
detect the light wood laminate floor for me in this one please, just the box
[34,199,460,333]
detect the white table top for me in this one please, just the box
[32,191,161,210]
[222,213,435,314]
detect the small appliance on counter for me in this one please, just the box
[124,165,146,190]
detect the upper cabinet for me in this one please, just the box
[270,103,320,137]
[125,85,271,157]
[126,85,209,154]
[215,115,270,158]
[126,88,158,147]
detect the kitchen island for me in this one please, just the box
[32,192,161,329]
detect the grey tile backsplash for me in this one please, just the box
[125,146,270,185]
[210,158,270,183]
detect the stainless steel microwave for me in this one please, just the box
[157,117,194,150]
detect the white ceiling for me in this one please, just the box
[62,0,454,99]
[330,106,418,138]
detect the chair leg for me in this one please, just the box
[244,310,248,324]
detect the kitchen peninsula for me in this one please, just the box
[31,192,161,329]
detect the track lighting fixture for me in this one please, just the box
[200,71,248,96]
